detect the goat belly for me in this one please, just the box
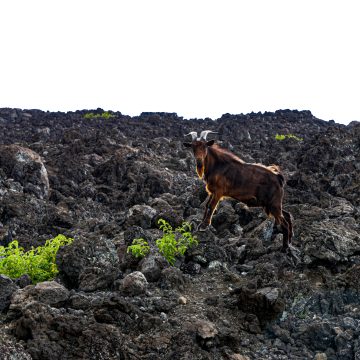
[241,197,260,207]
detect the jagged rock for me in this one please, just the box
[11,301,125,360]
[301,219,360,263]
[247,218,275,243]
[335,329,353,359]
[195,319,218,340]
[0,331,32,360]
[14,274,32,288]
[0,275,19,312]
[160,267,187,291]
[123,225,149,246]
[10,281,69,309]
[0,144,49,199]
[236,286,285,326]
[212,200,239,233]
[126,204,157,229]
[120,271,148,295]
[150,195,184,227]
[56,235,120,291]
[138,253,168,282]
[295,321,335,351]
[181,261,202,275]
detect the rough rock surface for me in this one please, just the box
[0,107,359,359]
[0,144,49,200]
[56,234,121,291]
[0,275,18,313]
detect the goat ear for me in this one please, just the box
[183,142,192,148]
[206,140,215,147]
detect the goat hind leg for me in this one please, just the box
[282,210,293,244]
[279,210,300,263]
[280,217,290,251]
[273,209,300,263]
[273,212,290,251]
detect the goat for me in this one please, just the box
[184,130,294,253]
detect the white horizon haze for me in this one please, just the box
[1,0,359,125]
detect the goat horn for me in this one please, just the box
[185,132,198,141]
[199,130,218,141]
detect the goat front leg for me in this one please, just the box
[200,194,213,220]
[200,194,211,209]
[197,194,220,231]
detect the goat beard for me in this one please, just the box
[196,164,205,179]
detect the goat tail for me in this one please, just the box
[267,164,285,187]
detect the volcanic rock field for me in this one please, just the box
[0,108,360,360]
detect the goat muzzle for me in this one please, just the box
[196,159,203,168]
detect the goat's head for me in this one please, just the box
[184,131,217,178]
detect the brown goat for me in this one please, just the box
[184,131,294,252]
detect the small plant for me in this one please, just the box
[156,219,198,265]
[127,238,150,259]
[126,219,199,265]
[275,133,303,141]
[0,234,73,284]
[83,111,116,120]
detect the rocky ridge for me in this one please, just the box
[0,108,360,359]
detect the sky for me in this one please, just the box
[1,1,359,124]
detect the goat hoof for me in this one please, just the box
[281,244,300,253]
[289,245,300,254]
[196,223,209,232]
[209,225,217,233]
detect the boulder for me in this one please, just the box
[211,200,239,233]
[236,286,285,326]
[150,195,184,228]
[11,300,125,360]
[138,253,168,282]
[10,281,69,309]
[0,145,49,199]
[295,321,334,351]
[247,218,275,243]
[56,235,120,291]
[126,204,157,229]
[301,219,360,264]
[120,271,148,295]
[195,319,218,340]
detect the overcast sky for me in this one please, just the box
[1,1,359,124]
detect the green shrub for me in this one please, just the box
[126,219,199,266]
[83,111,115,119]
[275,133,303,141]
[155,219,198,265]
[127,238,150,258]
[0,235,73,284]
